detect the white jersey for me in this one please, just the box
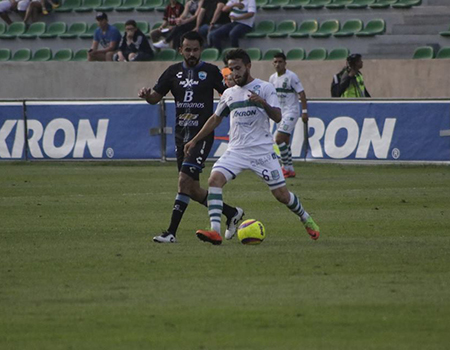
[269,69,304,116]
[215,78,280,153]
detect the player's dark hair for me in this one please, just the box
[180,31,204,47]
[273,52,286,61]
[225,49,251,65]
[125,19,137,27]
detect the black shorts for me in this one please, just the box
[176,134,214,181]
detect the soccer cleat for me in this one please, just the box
[304,217,320,240]
[282,167,296,178]
[153,231,177,243]
[225,207,245,240]
[196,230,222,245]
[153,40,170,49]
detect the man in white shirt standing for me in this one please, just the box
[269,52,309,178]
[184,49,320,245]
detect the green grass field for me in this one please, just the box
[1,161,449,350]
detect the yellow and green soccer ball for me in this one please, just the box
[237,219,266,245]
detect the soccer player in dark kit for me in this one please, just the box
[138,31,244,244]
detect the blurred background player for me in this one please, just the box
[269,52,308,178]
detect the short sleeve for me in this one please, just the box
[291,73,304,93]
[212,65,226,94]
[215,91,231,118]
[247,0,256,12]
[153,67,173,97]
[93,28,100,42]
[264,83,280,109]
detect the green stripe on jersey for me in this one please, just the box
[219,106,230,118]
[276,88,295,93]
[229,100,261,111]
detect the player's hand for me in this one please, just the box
[138,87,151,100]
[302,113,309,123]
[184,140,196,156]
[248,90,264,107]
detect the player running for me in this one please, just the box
[269,52,309,178]
[138,31,244,244]
[184,49,320,245]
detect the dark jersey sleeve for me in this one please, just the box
[212,65,226,94]
[153,65,174,97]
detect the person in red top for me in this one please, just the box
[149,0,184,44]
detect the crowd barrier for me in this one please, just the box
[1,99,449,163]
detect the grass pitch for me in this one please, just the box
[0,161,449,350]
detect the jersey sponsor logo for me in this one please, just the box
[178,113,199,127]
[234,109,257,117]
[176,71,183,78]
[179,78,199,88]
[198,71,207,80]
[250,153,273,167]
[176,101,205,109]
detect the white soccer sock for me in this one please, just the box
[208,187,223,233]
[287,192,309,223]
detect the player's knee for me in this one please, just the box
[275,132,289,145]
[208,171,226,188]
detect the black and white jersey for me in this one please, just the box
[153,61,226,143]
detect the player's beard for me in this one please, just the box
[234,69,250,87]
[185,56,200,68]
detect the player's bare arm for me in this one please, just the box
[299,90,308,123]
[249,91,282,123]
[184,114,223,156]
[138,87,164,105]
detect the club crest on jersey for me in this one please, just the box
[251,85,261,95]
[198,71,207,80]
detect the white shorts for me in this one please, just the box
[0,1,12,13]
[277,112,299,136]
[212,148,286,190]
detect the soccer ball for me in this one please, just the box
[237,219,266,245]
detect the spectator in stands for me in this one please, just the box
[339,54,371,98]
[88,12,121,62]
[150,0,184,44]
[0,0,24,24]
[22,0,58,24]
[153,0,203,49]
[114,19,154,62]
[209,0,256,51]
[195,0,230,47]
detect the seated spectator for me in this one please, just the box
[153,0,203,49]
[0,0,21,24]
[209,0,256,51]
[150,0,184,44]
[195,0,230,47]
[114,19,154,62]
[88,12,121,62]
[22,0,58,24]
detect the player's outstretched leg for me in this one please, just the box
[153,231,177,243]
[196,187,223,245]
[153,193,189,243]
[286,191,320,240]
[225,207,245,240]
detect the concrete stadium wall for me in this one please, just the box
[1,59,450,99]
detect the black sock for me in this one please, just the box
[167,193,190,235]
[200,191,236,221]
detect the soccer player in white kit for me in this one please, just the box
[184,49,320,245]
[269,52,309,178]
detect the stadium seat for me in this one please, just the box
[155,48,176,61]
[11,49,32,62]
[327,47,349,60]
[72,49,89,61]
[136,0,161,11]
[75,0,102,12]
[347,0,375,8]
[282,0,310,10]
[19,22,46,39]
[155,2,166,11]
[247,48,262,61]
[268,20,296,38]
[304,0,332,9]
[113,22,125,34]
[286,48,305,60]
[136,21,149,34]
[79,23,98,38]
[334,19,363,37]
[53,48,73,61]
[0,22,6,35]
[290,19,318,38]
[326,0,354,9]
[261,0,289,10]
[59,22,88,39]
[255,0,269,9]
[436,47,450,59]
[116,0,142,11]
[392,0,421,8]
[40,22,67,39]
[55,0,81,12]
[356,19,385,36]
[95,0,122,11]
[221,47,237,62]
[262,48,283,60]
[412,46,434,59]
[0,22,26,39]
[306,48,327,60]
[245,20,275,38]
[201,48,219,61]
[0,48,11,61]
[439,24,450,37]
[31,48,52,61]
[370,0,398,8]
[311,19,339,38]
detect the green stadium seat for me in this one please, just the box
[334,19,363,37]
[356,19,385,36]
[262,0,289,10]
[327,47,349,60]
[55,0,81,12]
[40,22,67,39]
[306,48,327,60]
[247,48,262,61]
[412,46,434,59]
[290,19,318,38]
[72,49,89,61]
[75,0,102,12]
[201,48,219,61]
[370,0,398,8]
[155,48,176,61]
[0,22,26,39]
[311,19,339,38]
[286,48,305,60]
[347,0,375,8]
[19,22,46,39]
[11,49,32,62]
[440,24,450,37]
[436,47,450,59]
[53,48,73,61]
[136,0,161,11]
[221,47,237,62]
[31,48,52,62]
[95,0,122,11]
[245,20,275,38]
[116,0,142,11]
[282,0,310,10]
[136,21,149,34]
[304,0,332,9]
[155,1,167,11]
[0,22,6,35]
[79,23,98,38]
[113,22,125,34]
[0,48,11,61]
[255,0,268,8]
[392,0,421,8]
[60,22,88,39]
[268,20,296,38]
[262,48,283,60]
[326,0,353,9]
